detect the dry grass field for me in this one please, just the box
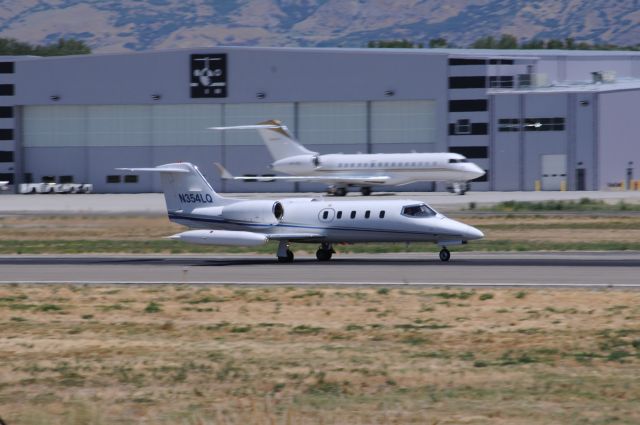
[1,285,640,424]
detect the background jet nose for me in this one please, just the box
[471,164,486,179]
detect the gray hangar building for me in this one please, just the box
[0,46,639,193]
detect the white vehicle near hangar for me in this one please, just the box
[18,182,93,194]
[118,162,484,262]
[211,120,485,196]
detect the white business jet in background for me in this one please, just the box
[117,162,484,262]
[210,120,485,196]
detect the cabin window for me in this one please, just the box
[350,211,356,219]
[379,210,386,218]
[337,211,342,219]
[401,203,437,218]
[391,162,396,167]
[411,162,416,167]
[365,210,371,219]
[384,162,389,167]
[322,210,329,219]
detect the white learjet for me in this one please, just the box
[210,120,485,196]
[118,162,483,262]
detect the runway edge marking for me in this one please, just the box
[1,280,639,288]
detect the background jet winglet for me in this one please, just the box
[213,162,235,180]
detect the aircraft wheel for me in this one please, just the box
[316,249,333,261]
[278,249,294,263]
[360,187,372,196]
[334,187,347,197]
[439,248,451,262]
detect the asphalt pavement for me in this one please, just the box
[0,252,637,287]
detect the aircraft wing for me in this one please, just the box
[267,233,325,241]
[214,163,390,185]
[116,167,190,173]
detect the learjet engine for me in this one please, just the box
[221,200,284,224]
[167,200,284,246]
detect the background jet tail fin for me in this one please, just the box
[210,119,317,161]
[213,162,234,180]
[255,120,316,160]
[117,162,231,213]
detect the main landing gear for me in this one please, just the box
[328,186,348,196]
[277,241,294,263]
[327,186,372,196]
[439,247,451,262]
[277,241,336,263]
[316,243,335,261]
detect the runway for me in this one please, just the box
[0,252,638,287]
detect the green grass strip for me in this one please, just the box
[2,239,640,255]
[477,198,640,212]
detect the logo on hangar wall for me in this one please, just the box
[190,54,227,98]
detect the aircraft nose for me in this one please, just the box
[470,164,486,179]
[439,219,484,241]
[464,224,484,240]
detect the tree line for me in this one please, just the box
[368,34,640,51]
[0,37,91,56]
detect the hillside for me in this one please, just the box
[0,0,637,52]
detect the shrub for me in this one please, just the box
[144,301,161,313]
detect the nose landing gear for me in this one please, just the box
[447,182,470,195]
[439,247,451,262]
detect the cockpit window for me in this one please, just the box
[401,203,437,218]
[449,158,468,164]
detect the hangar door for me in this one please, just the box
[541,154,566,191]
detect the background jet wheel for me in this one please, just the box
[334,187,347,197]
[278,249,294,263]
[316,249,332,261]
[439,248,451,262]
[360,187,372,196]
